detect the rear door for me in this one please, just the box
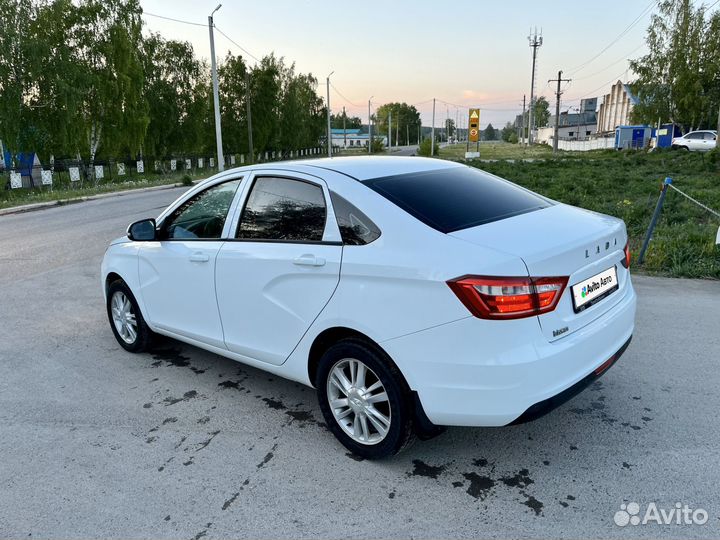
[215,171,342,366]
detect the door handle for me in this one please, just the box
[293,254,326,267]
[189,252,210,263]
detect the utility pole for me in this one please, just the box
[389,111,392,150]
[431,98,436,156]
[326,71,333,158]
[245,70,253,164]
[342,106,346,149]
[406,124,409,147]
[548,70,571,154]
[368,96,373,154]
[527,28,543,146]
[520,94,526,143]
[208,4,224,171]
[717,102,720,139]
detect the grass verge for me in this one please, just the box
[461,149,720,279]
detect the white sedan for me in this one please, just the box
[672,130,717,151]
[102,156,636,459]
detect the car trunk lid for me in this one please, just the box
[450,204,630,342]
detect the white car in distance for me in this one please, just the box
[102,156,636,459]
[671,130,717,151]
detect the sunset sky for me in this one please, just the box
[139,0,666,128]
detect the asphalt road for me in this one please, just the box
[1,186,719,539]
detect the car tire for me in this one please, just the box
[106,280,153,353]
[316,339,415,459]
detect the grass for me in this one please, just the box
[440,141,559,160]
[456,148,720,279]
[0,170,209,211]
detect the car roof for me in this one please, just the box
[300,156,463,181]
[205,156,464,189]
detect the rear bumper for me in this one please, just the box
[509,335,631,425]
[382,278,637,427]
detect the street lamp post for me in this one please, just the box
[208,4,224,172]
[368,96,373,154]
[326,71,334,158]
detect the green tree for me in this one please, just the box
[375,102,421,145]
[533,96,551,128]
[445,118,455,139]
[483,123,497,141]
[331,113,362,129]
[143,35,202,157]
[629,0,720,131]
[501,121,515,142]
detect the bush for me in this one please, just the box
[508,132,519,144]
[370,137,385,154]
[181,173,193,186]
[417,138,439,157]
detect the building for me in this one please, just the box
[596,81,639,134]
[536,99,598,144]
[330,128,387,148]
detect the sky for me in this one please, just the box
[139,0,669,129]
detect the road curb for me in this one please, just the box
[0,181,198,217]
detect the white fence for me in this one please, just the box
[557,138,615,152]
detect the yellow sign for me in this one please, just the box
[469,108,481,142]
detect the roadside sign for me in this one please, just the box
[469,108,481,142]
[10,171,22,189]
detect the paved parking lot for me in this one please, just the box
[1,187,719,539]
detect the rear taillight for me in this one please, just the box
[447,276,569,320]
[621,242,631,268]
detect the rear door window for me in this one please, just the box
[362,166,550,233]
[237,176,327,241]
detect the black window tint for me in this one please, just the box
[163,179,242,240]
[237,177,326,241]
[687,132,703,139]
[330,192,381,245]
[363,166,551,233]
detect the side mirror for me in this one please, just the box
[127,218,157,241]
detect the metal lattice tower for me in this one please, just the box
[527,28,543,145]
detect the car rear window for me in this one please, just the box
[362,166,551,233]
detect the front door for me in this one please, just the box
[137,178,243,348]
[216,174,342,365]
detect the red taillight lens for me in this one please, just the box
[447,276,569,320]
[622,242,631,268]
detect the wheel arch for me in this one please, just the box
[307,326,394,388]
[105,271,124,293]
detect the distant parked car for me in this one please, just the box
[671,130,717,152]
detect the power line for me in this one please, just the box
[330,82,365,109]
[573,42,646,81]
[568,1,655,75]
[142,11,206,27]
[214,25,261,64]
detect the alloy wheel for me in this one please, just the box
[326,358,391,445]
[111,291,138,345]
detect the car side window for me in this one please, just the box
[330,192,381,245]
[687,132,702,140]
[704,132,716,140]
[237,176,326,242]
[162,179,242,240]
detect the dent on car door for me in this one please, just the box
[215,174,342,366]
[137,178,243,347]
